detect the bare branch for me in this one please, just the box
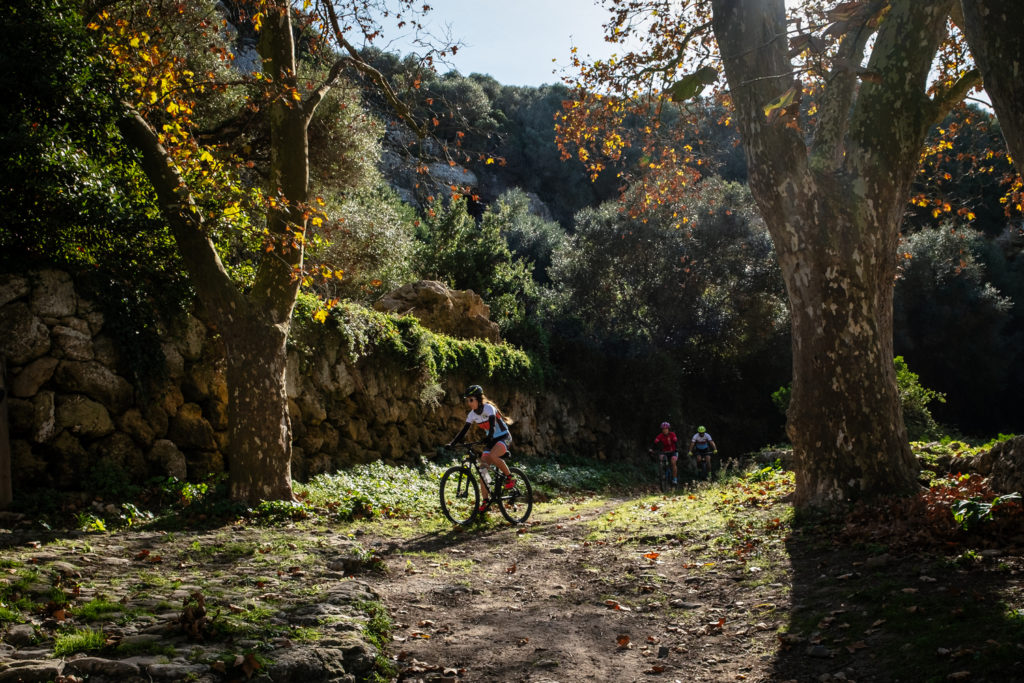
[321,1,425,137]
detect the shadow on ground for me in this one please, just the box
[773,515,1024,682]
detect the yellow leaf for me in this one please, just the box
[313,310,328,324]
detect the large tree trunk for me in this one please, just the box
[959,0,1024,177]
[776,195,919,505]
[119,107,299,503]
[711,0,952,506]
[117,4,324,503]
[222,319,294,502]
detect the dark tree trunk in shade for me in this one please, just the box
[710,0,954,505]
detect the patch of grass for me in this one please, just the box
[73,598,124,621]
[528,453,649,494]
[53,627,105,656]
[358,600,398,683]
[187,540,259,563]
[0,605,24,623]
[289,625,321,642]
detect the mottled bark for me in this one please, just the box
[222,319,294,502]
[960,0,1024,177]
[711,0,953,506]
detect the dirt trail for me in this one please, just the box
[371,498,788,682]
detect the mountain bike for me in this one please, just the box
[649,449,675,492]
[439,441,533,525]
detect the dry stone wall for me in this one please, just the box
[1,270,618,492]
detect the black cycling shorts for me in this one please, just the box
[485,434,512,450]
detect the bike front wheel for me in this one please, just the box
[439,466,480,525]
[497,466,533,524]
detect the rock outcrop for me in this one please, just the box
[373,280,500,343]
[972,436,1024,495]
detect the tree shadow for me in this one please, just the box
[772,512,1024,682]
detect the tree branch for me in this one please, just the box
[321,1,425,137]
[809,5,880,172]
[116,106,246,319]
[711,0,807,201]
[846,0,955,188]
[928,68,982,126]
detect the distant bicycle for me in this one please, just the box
[648,449,675,492]
[439,441,533,525]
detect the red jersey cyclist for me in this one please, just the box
[651,421,680,484]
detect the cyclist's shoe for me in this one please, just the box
[503,478,516,490]
[672,478,678,485]
[478,499,489,512]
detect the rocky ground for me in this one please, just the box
[1,482,1022,683]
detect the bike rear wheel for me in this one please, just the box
[658,458,671,492]
[439,466,480,525]
[496,466,533,524]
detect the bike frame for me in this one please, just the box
[440,441,533,525]
[651,450,674,490]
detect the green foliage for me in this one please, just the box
[75,512,107,534]
[310,184,419,302]
[0,605,23,624]
[951,492,1022,531]
[299,461,446,520]
[770,385,791,417]
[893,356,946,441]
[53,627,105,656]
[745,462,784,484]
[250,500,312,525]
[0,0,189,392]
[294,301,539,395]
[894,224,1019,434]
[358,600,398,683]
[546,178,789,451]
[489,189,567,284]
[527,453,650,493]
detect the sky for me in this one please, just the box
[373,0,617,87]
[371,1,810,88]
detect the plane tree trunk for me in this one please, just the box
[711,0,954,506]
[959,0,1024,176]
[117,3,317,503]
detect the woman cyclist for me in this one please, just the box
[448,384,515,511]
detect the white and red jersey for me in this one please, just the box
[466,403,510,439]
[691,432,714,449]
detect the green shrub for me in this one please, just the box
[894,356,945,441]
